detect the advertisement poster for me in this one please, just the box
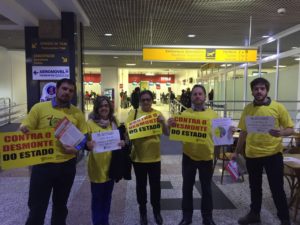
[40,82,56,102]
[0,129,57,170]
[127,112,162,140]
[169,114,210,144]
[212,118,233,146]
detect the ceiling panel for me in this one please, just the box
[1,0,300,68]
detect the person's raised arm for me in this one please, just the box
[157,115,169,136]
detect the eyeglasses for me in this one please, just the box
[140,98,152,102]
[99,104,109,108]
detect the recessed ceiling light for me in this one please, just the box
[126,63,136,66]
[113,56,119,59]
[267,36,275,43]
[220,64,232,67]
[145,72,155,76]
[292,46,298,49]
[262,35,270,38]
[188,34,196,38]
[104,33,112,36]
[110,44,116,47]
[294,58,300,61]
[273,65,286,68]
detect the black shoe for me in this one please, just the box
[178,219,192,225]
[280,220,291,225]
[203,218,216,225]
[238,212,260,225]
[154,213,163,225]
[140,213,148,225]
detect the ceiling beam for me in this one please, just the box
[41,0,61,19]
[84,50,142,56]
[0,0,38,26]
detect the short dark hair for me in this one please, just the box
[56,78,76,90]
[191,84,206,96]
[93,95,116,122]
[139,90,154,100]
[250,78,270,91]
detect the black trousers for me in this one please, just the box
[181,153,214,221]
[133,161,161,213]
[25,158,77,225]
[246,152,290,221]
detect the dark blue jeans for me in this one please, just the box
[91,180,114,225]
[181,153,214,221]
[246,152,290,221]
[25,158,76,225]
[132,161,161,213]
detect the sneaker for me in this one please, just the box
[238,212,260,224]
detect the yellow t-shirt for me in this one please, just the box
[238,101,294,158]
[87,119,119,183]
[182,108,218,161]
[21,101,87,163]
[126,108,162,163]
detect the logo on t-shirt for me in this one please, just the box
[47,115,62,127]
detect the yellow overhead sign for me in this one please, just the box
[143,47,257,63]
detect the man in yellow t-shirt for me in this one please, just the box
[20,79,87,225]
[234,78,293,225]
[126,90,168,225]
[168,85,218,225]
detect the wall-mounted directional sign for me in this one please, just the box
[31,40,70,80]
[143,45,257,63]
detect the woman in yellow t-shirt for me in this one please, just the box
[126,90,169,225]
[86,96,125,225]
[168,85,218,225]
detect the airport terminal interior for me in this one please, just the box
[2,0,300,225]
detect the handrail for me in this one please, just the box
[169,99,187,115]
[0,98,27,126]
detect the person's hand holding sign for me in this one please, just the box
[167,118,176,127]
[118,140,125,148]
[269,127,294,137]
[157,115,165,123]
[87,140,96,151]
[157,114,169,135]
[19,125,30,134]
[62,144,78,155]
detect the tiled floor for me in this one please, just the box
[0,155,298,225]
[0,104,299,225]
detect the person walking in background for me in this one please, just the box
[168,85,218,225]
[185,88,191,108]
[126,90,169,225]
[180,89,187,112]
[20,79,87,225]
[208,89,214,108]
[233,77,293,225]
[131,87,141,110]
[86,96,125,225]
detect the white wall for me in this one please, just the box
[101,67,119,112]
[0,48,26,105]
[10,51,26,104]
